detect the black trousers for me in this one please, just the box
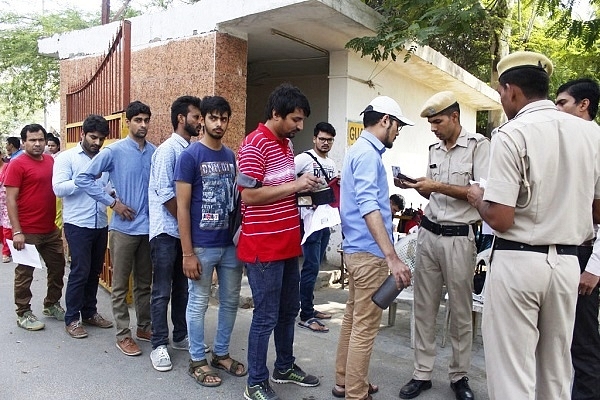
[572,246,600,400]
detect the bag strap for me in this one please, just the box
[303,151,331,183]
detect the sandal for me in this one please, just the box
[188,359,221,387]
[332,383,379,398]
[314,310,332,319]
[298,318,329,333]
[210,353,247,377]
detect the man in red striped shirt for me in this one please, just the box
[238,83,322,400]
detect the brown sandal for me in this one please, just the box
[210,353,247,377]
[188,359,221,387]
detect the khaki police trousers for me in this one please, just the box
[413,227,476,382]
[483,249,580,400]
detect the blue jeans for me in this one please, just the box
[246,257,300,385]
[187,245,242,361]
[64,224,108,325]
[150,234,188,348]
[300,227,330,321]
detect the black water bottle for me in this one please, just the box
[371,274,405,309]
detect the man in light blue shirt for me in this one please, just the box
[334,96,413,400]
[75,101,156,357]
[148,96,201,372]
[53,114,114,339]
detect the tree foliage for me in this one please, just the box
[0,10,96,133]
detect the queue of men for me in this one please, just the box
[4,50,600,400]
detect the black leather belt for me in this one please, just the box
[494,237,578,256]
[420,216,473,237]
[579,238,595,247]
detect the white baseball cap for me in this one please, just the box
[361,96,414,126]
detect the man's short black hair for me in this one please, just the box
[200,96,231,118]
[499,67,549,99]
[363,111,386,128]
[557,78,600,119]
[390,194,405,210]
[264,83,310,121]
[125,100,152,121]
[171,96,202,131]
[314,122,336,137]
[7,136,20,149]
[83,114,110,136]
[20,124,47,141]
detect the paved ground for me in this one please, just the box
[1,261,489,400]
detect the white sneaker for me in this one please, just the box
[150,345,172,372]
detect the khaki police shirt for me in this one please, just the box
[425,127,490,225]
[483,100,600,245]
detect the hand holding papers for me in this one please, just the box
[6,239,43,269]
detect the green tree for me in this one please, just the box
[0,10,96,134]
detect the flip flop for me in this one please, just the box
[298,318,329,333]
[313,310,332,319]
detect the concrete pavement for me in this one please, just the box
[0,261,489,400]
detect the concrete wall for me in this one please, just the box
[60,32,247,151]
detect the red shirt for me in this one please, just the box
[4,154,56,233]
[237,124,301,262]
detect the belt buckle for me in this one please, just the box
[441,226,455,236]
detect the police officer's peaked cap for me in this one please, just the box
[361,96,414,126]
[420,91,458,118]
[497,51,553,78]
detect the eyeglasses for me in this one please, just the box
[390,116,406,133]
[316,137,334,143]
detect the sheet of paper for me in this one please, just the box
[301,204,341,245]
[6,239,43,269]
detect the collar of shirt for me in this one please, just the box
[434,127,468,151]
[257,123,289,144]
[124,134,152,153]
[169,132,190,149]
[359,130,386,155]
[514,99,557,119]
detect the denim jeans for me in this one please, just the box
[64,223,108,325]
[300,227,330,321]
[150,233,188,348]
[246,257,300,386]
[187,245,242,361]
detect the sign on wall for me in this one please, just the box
[347,120,363,146]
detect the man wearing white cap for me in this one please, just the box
[334,96,413,400]
[397,91,488,400]
[467,52,600,399]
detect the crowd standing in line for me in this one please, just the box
[5,51,600,400]
[397,91,489,400]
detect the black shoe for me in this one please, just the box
[450,377,474,400]
[399,379,432,399]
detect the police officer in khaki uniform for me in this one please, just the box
[398,91,489,400]
[467,52,600,400]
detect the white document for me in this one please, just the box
[301,204,341,245]
[6,239,43,269]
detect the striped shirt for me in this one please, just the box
[237,123,301,263]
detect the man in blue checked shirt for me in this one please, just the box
[53,114,114,340]
[75,101,156,357]
[147,96,202,372]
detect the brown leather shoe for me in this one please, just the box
[116,337,142,356]
[65,321,88,339]
[136,328,151,342]
[82,313,113,328]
